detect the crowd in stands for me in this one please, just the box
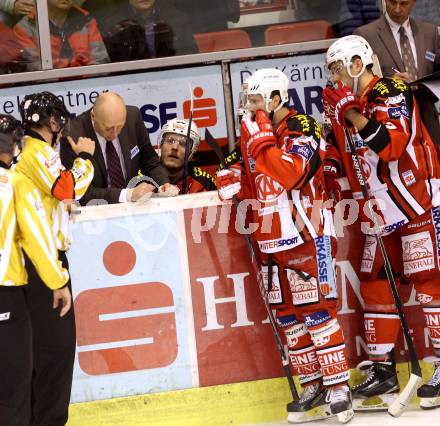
[0,0,438,73]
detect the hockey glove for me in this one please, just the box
[323,160,342,202]
[216,165,241,201]
[241,110,276,158]
[322,83,360,126]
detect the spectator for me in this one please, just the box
[84,0,197,61]
[61,91,176,205]
[354,0,440,144]
[158,118,216,193]
[0,0,34,16]
[339,0,381,36]
[174,0,240,33]
[0,113,72,426]
[14,0,109,70]
[0,21,25,73]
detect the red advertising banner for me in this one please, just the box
[186,205,285,386]
[185,206,434,388]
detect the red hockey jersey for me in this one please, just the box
[326,76,440,229]
[239,110,334,253]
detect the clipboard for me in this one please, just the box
[410,70,440,100]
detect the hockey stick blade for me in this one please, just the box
[205,128,226,167]
[388,373,422,417]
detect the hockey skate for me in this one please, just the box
[326,385,354,424]
[287,382,353,424]
[418,361,440,409]
[287,381,333,424]
[351,361,400,412]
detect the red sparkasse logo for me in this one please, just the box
[75,282,177,375]
[183,86,217,128]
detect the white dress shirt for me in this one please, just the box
[92,120,129,203]
[385,12,418,71]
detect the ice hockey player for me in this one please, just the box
[158,118,216,193]
[0,114,71,425]
[322,35,440,410]
[216,68,353,424]
[16,91,95,425]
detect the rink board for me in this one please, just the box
[67,361,436,426]
[67,192,434,405]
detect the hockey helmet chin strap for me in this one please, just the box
[346,60,366,95]
[51,119,70,147]
[267,95,283,121]
[51,131,60,147]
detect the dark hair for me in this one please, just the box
[0,114,23,155]
[352,54,373,70]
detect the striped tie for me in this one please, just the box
[105,140,125,189]
[399,26,418,82]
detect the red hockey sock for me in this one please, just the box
[285,323,322,385]
[363,311,400,360]
[423,306,440,354]
[304,311,350,387]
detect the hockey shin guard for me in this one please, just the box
[285,322,322,385]
[363,311,400,361]
[304,311,349,387]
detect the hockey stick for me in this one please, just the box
[205,128,299,402]
[343,127,422,417]
[181,85,194,194]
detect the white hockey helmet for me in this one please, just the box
[245,68,290,113]
[158,118,201,156]
[326,35,374,77]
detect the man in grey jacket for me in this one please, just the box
[354,0,440,144]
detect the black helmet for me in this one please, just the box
[19,91,70,131]
[0,114,24,155]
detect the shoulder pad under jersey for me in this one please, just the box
[286,114,322,140]
[369,77,410,101]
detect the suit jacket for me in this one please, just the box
[61,105,169,205]
[354,16,440,143]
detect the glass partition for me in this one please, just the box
[0,0,41,73]
[0,0,388,76]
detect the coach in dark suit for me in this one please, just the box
[354,0,440,144]
[61,92,173,205]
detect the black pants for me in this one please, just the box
[23,251,76,426]
[0,286,32,426]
